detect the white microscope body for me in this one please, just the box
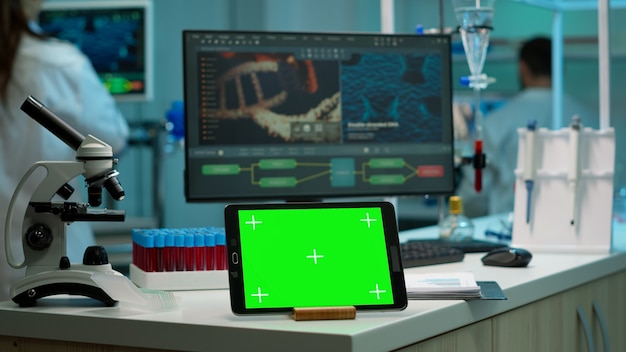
[5,96,126,307]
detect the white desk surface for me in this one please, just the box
[2,217,626,352]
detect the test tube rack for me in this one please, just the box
[129,227,229,290]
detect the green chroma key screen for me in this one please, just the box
[238,207,394,308]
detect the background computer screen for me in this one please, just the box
[39,0,153,101]
[183,30,454,202]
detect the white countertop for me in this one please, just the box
[2,216,626,351]
[1,252,625,351]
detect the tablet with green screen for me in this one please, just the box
[224,201,408,315]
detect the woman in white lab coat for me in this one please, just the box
[0,0,129,301]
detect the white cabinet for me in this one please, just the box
[490,273,622,351]
[396,269,626,352]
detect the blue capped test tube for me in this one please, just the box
[215,229,227,270]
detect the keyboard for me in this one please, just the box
[400,241,465,268]
[408,239,508,254]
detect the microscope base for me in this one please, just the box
[12,283,116,307]
[10,266,121,307]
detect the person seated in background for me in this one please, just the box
[456,36,598,218]
[0,0,129,301]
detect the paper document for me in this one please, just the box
[404,272,481,299]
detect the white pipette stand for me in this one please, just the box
[512,124,615,253]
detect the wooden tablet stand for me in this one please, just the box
[291,306,356,321]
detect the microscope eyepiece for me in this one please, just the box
[21,95,85,151]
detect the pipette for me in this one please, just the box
[568,116,581,226]
[524,120,537,224]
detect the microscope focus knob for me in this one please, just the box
[59,256,71,269]
[25,224,53,250]
[83,246,110,265]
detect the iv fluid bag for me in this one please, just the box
[460,27,491,77]
[454,6,493,77]
[454,5,493,29]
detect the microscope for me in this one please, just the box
[5,96,126,307]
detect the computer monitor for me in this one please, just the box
[39,0,153,101]
[183,30,455,202]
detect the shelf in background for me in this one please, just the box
[513,0,626,11]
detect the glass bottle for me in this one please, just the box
[439,196,474,242]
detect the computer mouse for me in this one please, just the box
[481,247,532,267]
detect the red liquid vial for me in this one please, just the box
[474,139,483,193]
[216,230,227,270]
[204,233,215,270]
[154,233,165,272]
[144,232,155,272]
[194,233,206,271]
[175,233,185,271]
[164,233,176,272]
[132,229,143,270]
[184,233,195,271]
